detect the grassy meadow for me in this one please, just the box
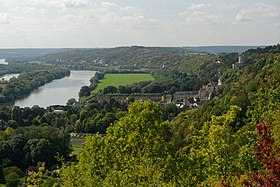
[71,137,85,156]
[94,73,154,93]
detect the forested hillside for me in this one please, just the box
[35,46,238,73]
[0,45,278,186]
[57,45,279,186]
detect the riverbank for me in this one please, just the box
[0,68,70,105]
[13,71,96,108]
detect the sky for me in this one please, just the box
[0,0,279,48]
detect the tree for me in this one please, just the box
[60,101,177,186]
[79,86,91,97]
[244,120,280,186]
[24,139,53,166]
[3,166,23,187]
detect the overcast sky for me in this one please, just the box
[0,0,279,48]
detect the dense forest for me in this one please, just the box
[0,45,279,186]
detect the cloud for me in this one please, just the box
[274,23,280,27]
[62,0,90,8]
[188,3,206,10]
[216,3,239,11]
[235,3,279,22]
[185,11,222,24]
[0,13,10,24]
[27,0,62,8]
[14,6,47,16]
[121,6,141,17]
[26,0,90,9]
[121,6,138,13]
[101,1,117,9]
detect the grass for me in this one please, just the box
[71,144,83,156]
[71,137,85,156]
[0,184,6,187]
[94,73,154,93]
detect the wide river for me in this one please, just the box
[13,71,96,108]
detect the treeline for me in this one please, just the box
[0,96,180,135]
[74,99,127,133]
[89,69,205,95]
[0,67,70,103]
[0,62,57,77]
[0,126,71,186]
[79,72,104,97]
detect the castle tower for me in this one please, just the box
[238,55,246,64]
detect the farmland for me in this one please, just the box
[94,73,154,93]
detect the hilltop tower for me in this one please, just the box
[238,55,246,64]
[233,55,246,70]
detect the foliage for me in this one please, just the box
[0,66,70,103]
[60,101,178,186]
[244,120,280,187]
[0,126,71,170]
[27,162,59,187]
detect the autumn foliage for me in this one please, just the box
[244,120,280,187]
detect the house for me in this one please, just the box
[173,91,197,103]
[53,109,65,115]
[197,82,215,101]
[72,101,84,109]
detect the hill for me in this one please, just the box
[59,44,279,186]
[182,45,267,54]
[0,48,78,60]
[33,46,264,70]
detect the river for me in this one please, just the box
[13,71,96,108]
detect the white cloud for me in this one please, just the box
[185,11,222,24]
[188,3,205,10]
[26,0,90,9]
[0,13,10,24]
[14,6,47,16]
[62,0,90,8]
[101,1,117,9]
[27,0,62,8]
[121,6,139,14]
[216,3,239,11]
[235,3,279,22]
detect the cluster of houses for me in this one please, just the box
[171,54,248,109]
[172,81,217,109]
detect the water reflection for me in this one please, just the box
[14,71,96,108]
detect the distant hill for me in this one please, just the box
[0,46,266,60]
[0,48,80,60]
[35,46,260,70]
[182,46,267,54]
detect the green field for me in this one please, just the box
[71,137,85,156]
[94,73,154,93]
